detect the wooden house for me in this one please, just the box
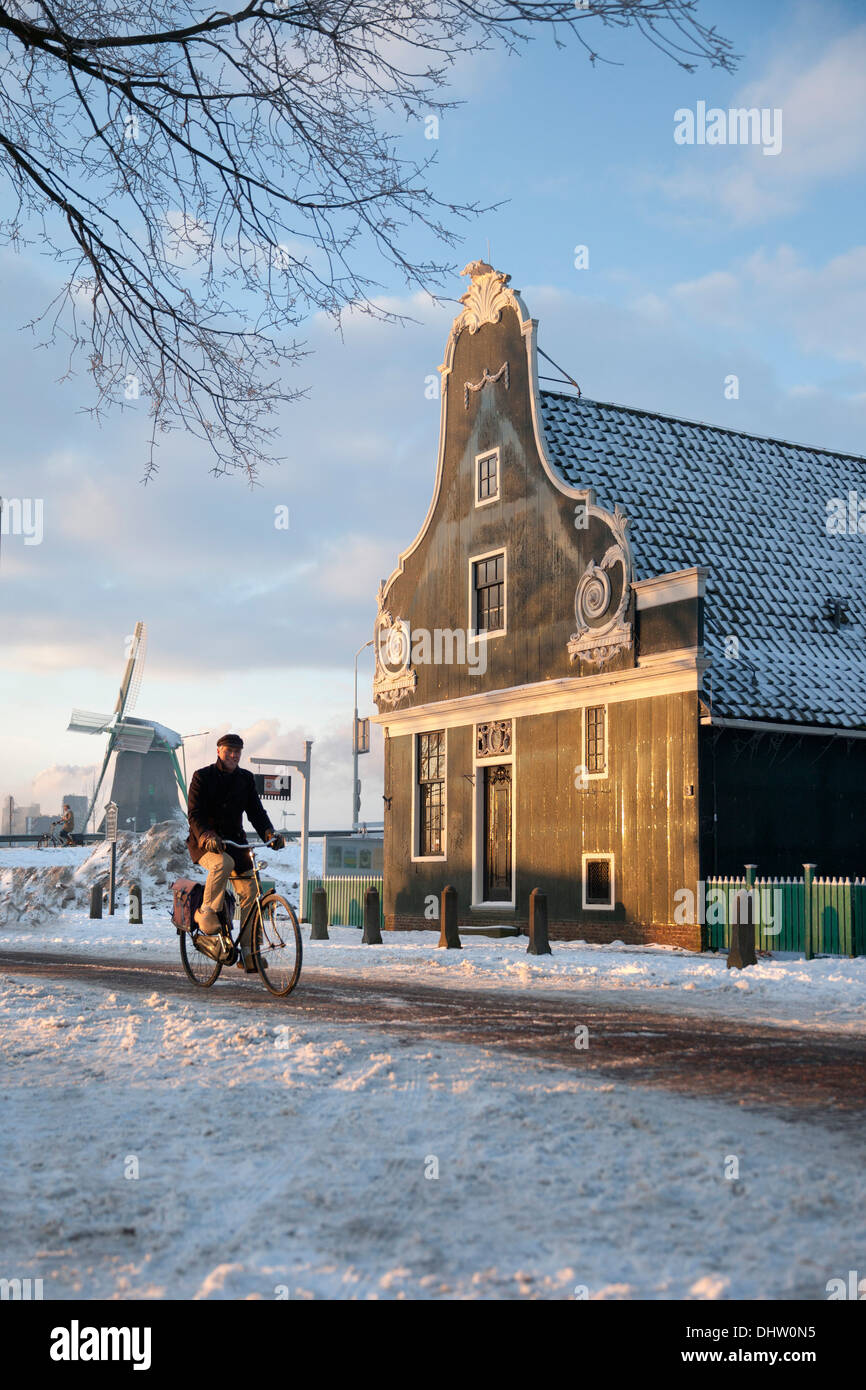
[371,262,866,948]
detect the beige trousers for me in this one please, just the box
[199,851,258,948]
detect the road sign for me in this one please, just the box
[105,802,118,842]
[254,773,292,800]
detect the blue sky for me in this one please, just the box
[1,0,864,826]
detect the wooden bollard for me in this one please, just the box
[438,885,461,949]
[89,883,103,919]
[128,882,143,925]
[527,887,551,955]
[727,866,757,970]
[310,887,329,940]
[361,887,382,944]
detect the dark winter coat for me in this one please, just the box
[187,762,275,874]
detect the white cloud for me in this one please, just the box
[654,25,866,224]
[673,245,866,367]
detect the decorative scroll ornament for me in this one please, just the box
[464,361,510,410]
[476,720,512,758]
[456,261,517,335]
[568,504,633,666]
[373,593,416,707]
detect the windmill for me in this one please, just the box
[68,622,188,832]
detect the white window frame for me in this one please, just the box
[468,547,507,645]
[582,702,609,782]
[411,728,447,862]
[582,852,615,912]
[474,447,501,508]
[471,720,516,910]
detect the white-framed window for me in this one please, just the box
[583,703,608,780]
[468,548,507,641]
[475,448,500,507]
[411,730,447,861]
[582,853,615,911]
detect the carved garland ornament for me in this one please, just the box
[464,361,510,410]
[567,504,633,666]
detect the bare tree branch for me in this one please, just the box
[0,2,738,479]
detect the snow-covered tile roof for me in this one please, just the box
[540,391,866,729]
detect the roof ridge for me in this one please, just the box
[539,388,866,466]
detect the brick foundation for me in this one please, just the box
[385,914,704,952]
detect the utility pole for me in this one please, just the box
[352,640,373,832]
[251,742,313,920]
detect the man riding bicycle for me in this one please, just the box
[187,733,285,969]
[58,804,74,846]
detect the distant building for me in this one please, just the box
[11,803,40,834]
[322,834,384,875]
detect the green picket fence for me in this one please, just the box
[305,875,384,929]
[705,872,866,956]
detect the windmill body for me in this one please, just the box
[68,623,188,831]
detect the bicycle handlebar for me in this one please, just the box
[221,837,280,850]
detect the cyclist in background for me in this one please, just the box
[187,733,285,967]
[58,804,74,846]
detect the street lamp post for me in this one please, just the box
[353,640,374,833]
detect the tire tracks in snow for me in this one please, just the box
[0,949,865,1129]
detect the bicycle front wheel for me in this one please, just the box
[254,894,302,997]
[180,930,223,988]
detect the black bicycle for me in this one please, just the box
[179,837,303,997]
[37,821,73,849]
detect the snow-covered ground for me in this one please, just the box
[2,842,865,1035]
[3,837,865,1300]
[2,969,863,1301]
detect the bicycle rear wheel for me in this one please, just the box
[254,894,302,997]
[180,930,223,987]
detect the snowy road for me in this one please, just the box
[2,959,865,1300]
[2,950,865,1122]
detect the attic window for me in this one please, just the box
[476,449,500,506]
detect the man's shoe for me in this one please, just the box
[194,906,222,936]
[194,932,223,961]
[236,950,259,973]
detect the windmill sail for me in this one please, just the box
[115,621,147,718]
[114,721,156,754]
[67,710,113,735]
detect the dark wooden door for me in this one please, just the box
[483,764,512,901]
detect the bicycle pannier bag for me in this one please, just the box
[171,878,204,931]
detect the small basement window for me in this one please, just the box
[582,853,614,911]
